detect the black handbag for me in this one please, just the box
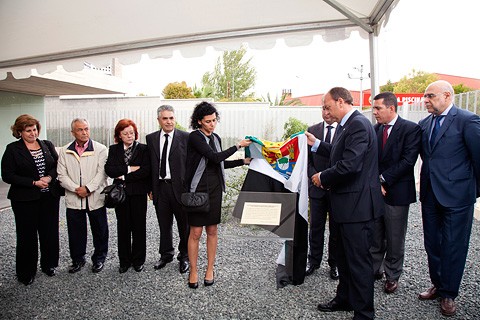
[49,178,65,197]
[181,192,210,213]
[101,182,126,208]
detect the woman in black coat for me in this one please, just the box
[1,114,61,285]
[184,102,251,288]
[105,119,150,273]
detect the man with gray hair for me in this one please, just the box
[146,105,190,274]
[57,118,109,274]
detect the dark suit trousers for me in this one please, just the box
[421,182,474,299]
[66,206,109,264]
[154,181,189,261]
[11,193,59,280]
[371,203,409,281]
[115,194,147,267]
[336,220,375,320]
[308,196,337,268]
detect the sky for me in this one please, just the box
[122,0,480,99]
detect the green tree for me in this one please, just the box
[380,80,395,92]
[202,45,256,101]
[264,92,303,106]
[162,81,194,99]
[391,69,438,93]
[452,83,474,94]
[282,117,308,140]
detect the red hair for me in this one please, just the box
[114,119,138,143]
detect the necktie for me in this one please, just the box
[160,134,169,178]
[430,115,444,147]
[325,125,333,144]
[332,124,342,144]
[382,124,390,149]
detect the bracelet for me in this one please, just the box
[33,181,36,186]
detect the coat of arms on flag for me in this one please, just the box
[246,133,302,179]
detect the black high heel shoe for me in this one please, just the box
[204,272,215,286]
[188,273,198,289]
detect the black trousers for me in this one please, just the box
[115,194,147,267]
[336,219,375,320]
[66,206,109,264]
[308,195,338,268]
[154,182,189,261]
[11,192,59,280]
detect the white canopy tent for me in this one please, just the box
[0,0,400,98]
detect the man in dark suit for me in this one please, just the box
[305,87,383,320]
[305,107,339,280]
[146,105,189,274]
[417,80,480,317]
[370,92,421,294]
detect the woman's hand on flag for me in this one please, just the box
[238,139,252,148]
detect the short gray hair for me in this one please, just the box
[157,105,175,117]
[70,118,89,131]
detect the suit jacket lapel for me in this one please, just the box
[152,131,161,161]
[382,117,402,157]
[16,140,36,167]
[169,129,179,160]
[432,106,457,150]
[318,122,325,141]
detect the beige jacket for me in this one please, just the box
[57,139,108,210]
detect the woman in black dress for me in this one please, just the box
[105,119,150,273]
[1,114,61,285]
[185,101,251,289]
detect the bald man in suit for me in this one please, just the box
[305,106,339,280]
[417,80,480,317]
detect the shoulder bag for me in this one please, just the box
[181,150,210,213]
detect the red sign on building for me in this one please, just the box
[364,93,424,106]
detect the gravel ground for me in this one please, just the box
[0,200,479,320]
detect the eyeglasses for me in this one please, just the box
[423,93,442,99]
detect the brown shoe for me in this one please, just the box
[440,298,456,316]
[384,280,398,294]
[418,286,438,300]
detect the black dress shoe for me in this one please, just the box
[154,257,173,270]
[68,261,86,274]
[329,267,339,280]
[42,267,56,277]
[134,265,144,272]
[92,262,104,273]
[317,299,353,312]
[374,271,384,280]
[305,264,319,276]
[188,281,198,289]
[119,265,130,273]
[179,261,189,274]
[18,276,35,286]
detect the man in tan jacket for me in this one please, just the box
[58,118,109,274]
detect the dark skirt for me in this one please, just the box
[187,164,222,227]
